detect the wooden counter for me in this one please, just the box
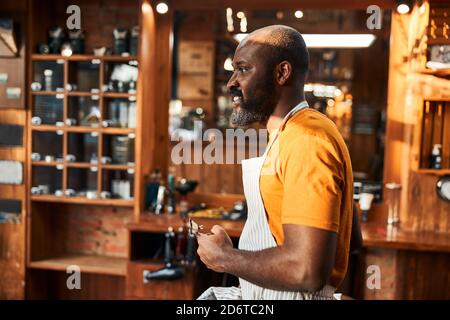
[128,214,450,252]
[128,213,245,238]
[362,222,450,253]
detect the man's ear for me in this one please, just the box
[276,61,292,85]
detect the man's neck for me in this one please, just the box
[266,94,305,131]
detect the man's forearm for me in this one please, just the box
[223,246,320,292]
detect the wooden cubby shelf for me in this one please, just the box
[28,254,127,276]
[31,195,134,207]
[31,54,138,62]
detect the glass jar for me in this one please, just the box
[385,182,401,225]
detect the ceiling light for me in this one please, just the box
[302,34,376,48]
[295,10,304,19]
[224,57,234,71]
[156,2,169,14]
[397,4,410,14]
[234,33,375,48]
[237,11,245,19]
[226,8,234,32]
[141,2,152,14]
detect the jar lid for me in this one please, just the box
[385,182,401,189]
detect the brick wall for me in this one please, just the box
[61,206,132,258]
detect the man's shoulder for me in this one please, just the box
[281,108,343,145]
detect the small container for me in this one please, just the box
[31,82,42,91]
[31,187,42,195]
[31,116,42,125]
[65,189,76,197]
[385,182,401,225]
[43,69,53,91]
[100,191,111,199]
[38,185,50,195]
[66,154,76,162]
[101,156,112,164]
[54,190,64,197]
[359,193,374,223]
[44,155,55,162]
[65,118,77,126]
[31,153,41,161]
[86,191,98,199]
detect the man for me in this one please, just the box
[197,25,354,300]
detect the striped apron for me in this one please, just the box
[198,101,337,300]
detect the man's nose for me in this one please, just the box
[226,72,239,91]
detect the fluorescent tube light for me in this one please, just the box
[233,33,376,48]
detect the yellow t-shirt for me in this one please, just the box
[260,108,353,288]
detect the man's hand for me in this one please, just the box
[197,225,233,273]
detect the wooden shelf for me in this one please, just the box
[103,92,136,98]
[129,213,245,238]
[66,162,96,169]
[415,169,450,175]
[31,195,134,207]
[65,126,100,133]
[31,90,62,95]
[67,91,99,97]
[28,254,127,276]
[102,127,135,135]
[31,161,61,167]
[31,125,135,134]
[32,54,138,62]
[417,68,450,78]
[31,125,61,132]
[102,164,135,171]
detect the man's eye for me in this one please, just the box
[238,67,248,73]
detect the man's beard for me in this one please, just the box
[229,78,277,127]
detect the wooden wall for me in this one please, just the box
[0,0,28,299]
[383,2,450,233]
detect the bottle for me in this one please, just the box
[165,173,176,214]
[430,144,442,169]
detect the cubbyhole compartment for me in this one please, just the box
[67,132,99,164]
[67,60,100,93]
[32,94,64,125]
[31,60,64,91]
[67,96,100,127]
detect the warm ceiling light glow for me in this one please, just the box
[224,57,234,71]
[226,8,234,32]
[234,33,376,48]
[233,33,248,42]
[302,34,376,48]
[237,11,245,19]
[156,2,169,14]
[141,2,151,14]
[294,10,304,19]
[397,4,410,14]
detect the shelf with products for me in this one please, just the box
[418,100,450,171]
[29,52,138,205]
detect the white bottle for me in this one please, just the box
[431,144,442,169]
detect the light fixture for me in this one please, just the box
[226,8,234,32]
[141,2,151,14]
[294,10,304,19]
[233,33,376,48]
[397,1,410,14]
[302,34,376,48]
[224,57,234,71]
[237,11,245,19]
[156,2,169,14]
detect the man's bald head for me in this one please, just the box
[239,25,309,84]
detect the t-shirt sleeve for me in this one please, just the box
[279,134,344,233]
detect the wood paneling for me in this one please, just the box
[384,3,450,233]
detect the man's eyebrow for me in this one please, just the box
[233,60,248,66]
